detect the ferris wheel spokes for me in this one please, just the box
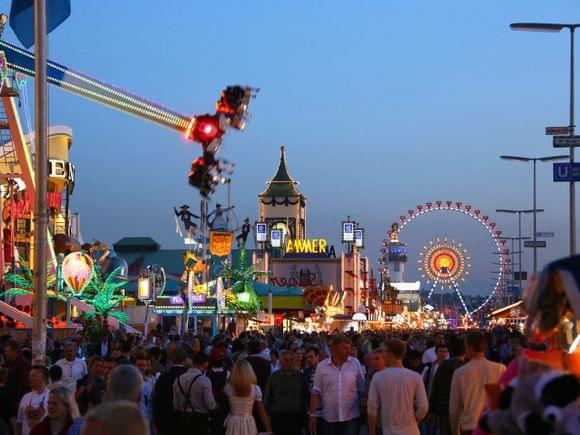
[449,278,472,318]
[426,276,440,299]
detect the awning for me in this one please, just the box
[0,301,32,327]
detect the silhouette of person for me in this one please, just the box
[235,218,251,246]
[174,205,200,236]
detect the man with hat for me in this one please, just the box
[174,204,199,236]
[208,203,234,231]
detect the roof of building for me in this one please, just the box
[490,300,525,317]
[251,280,303,297]
[260,146,303,198]
[113,237,160,252]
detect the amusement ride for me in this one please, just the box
[380,200,510,318]
[0,12,257,331]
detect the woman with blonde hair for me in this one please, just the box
[224,360,271,435]
[30,386,78,435]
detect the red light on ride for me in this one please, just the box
[198,119,219,138]
[185,114,224,144]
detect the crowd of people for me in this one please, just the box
[0,326,528,435]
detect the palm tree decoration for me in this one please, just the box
[0,256,63,300]
[81,267,130,329]
[221,244,268,315]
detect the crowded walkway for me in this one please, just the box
[0,326,569,434]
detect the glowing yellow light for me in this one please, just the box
[434,253,455,271]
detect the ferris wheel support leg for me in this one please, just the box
[427,279,439,299]
[450,279,471,318]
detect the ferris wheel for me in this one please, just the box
[380,200,510,316]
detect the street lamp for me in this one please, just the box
[510,22,580,255]
[495,210,537,292]
[500,155,567,272]
[137,276,152,339]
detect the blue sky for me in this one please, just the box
[3,0,579,293]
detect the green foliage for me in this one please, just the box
[222,244,267,315]
[0,256,57,299]
[80,267,130,325]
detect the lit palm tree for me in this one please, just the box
[221,244,267,315]
[81,267,129,329]
[0,257,63,300]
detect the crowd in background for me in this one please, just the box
[0,326,527,435]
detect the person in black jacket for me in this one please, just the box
[152,346,188,435]
[3,340,30,426]
[245,340,270,393]
[206,347,229,435]
[246,340,271,433]
[428,339,467,435]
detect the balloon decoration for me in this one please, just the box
[62,252,94,295]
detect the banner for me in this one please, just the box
[342,221,355,242]
[209,231,233,257]
[256,222,267,242]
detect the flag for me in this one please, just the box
[10,0,71,48]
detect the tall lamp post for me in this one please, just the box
[495,209,537,292]
[500,155,567,272]
[510,22,580,255]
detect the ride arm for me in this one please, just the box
[0,39,191,132]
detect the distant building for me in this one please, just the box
[259,146,306,242]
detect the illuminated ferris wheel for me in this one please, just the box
[382,200,510,316]
[419,237,472,314]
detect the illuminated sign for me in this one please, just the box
[354,229,364,248]
[256,223,267,242]
[137,277,151,301]
[49,159,75,184]
[342,221,355,242]
[270,261,340,288]
[285,239,328,254]
[271,229,282,247]
[209,231,233,257]
[62,252,94,295]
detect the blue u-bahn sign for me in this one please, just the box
[553,163,580,182]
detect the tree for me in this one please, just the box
[0,256,62,300]
[81,267,129,331]
[221,244,268,315]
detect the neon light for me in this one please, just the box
[62,252,94,295]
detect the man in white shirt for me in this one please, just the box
[368,339,428,435]
[449,332,506,435]
[55,342,88,392]
[422,333,447,365]
[16,365,50,435]
[309,335,365,435]
[135,354,155,427]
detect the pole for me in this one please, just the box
[533,160,538,273]
[226,179,231,229]
[518,212,522,294]
[32,0,48,364]
[184,270,193,332]
[143,300,150,339]
[570,27,576,255]
[200,198,207,334]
